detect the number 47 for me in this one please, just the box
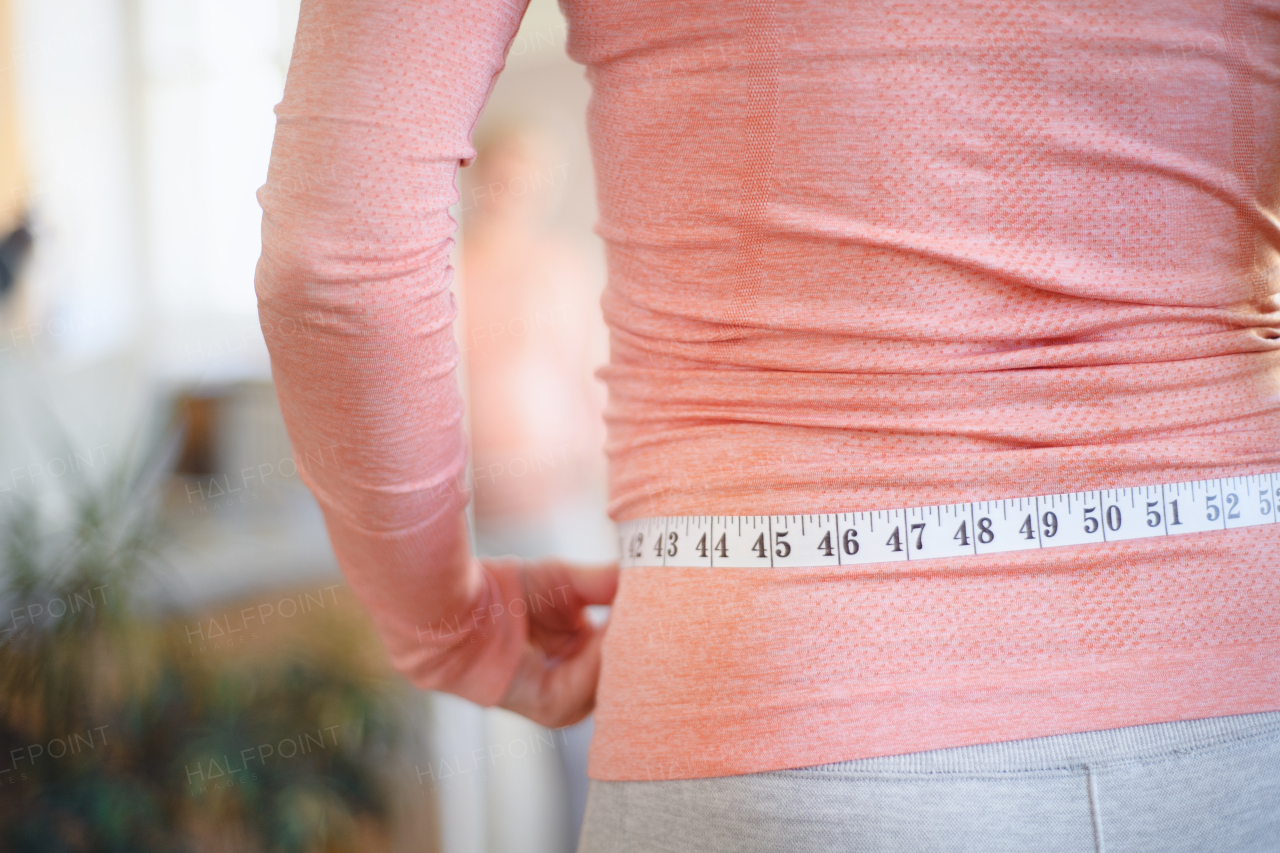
[888,524,927,552]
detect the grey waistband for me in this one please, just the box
[785,710,1280,775]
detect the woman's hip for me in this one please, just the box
[578,710,1280,853]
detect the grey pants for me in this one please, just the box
[577,710,1280,852]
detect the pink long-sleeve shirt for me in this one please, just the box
[256,0,1280,781]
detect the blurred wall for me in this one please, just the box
[5,0,297,379]
[136,0,298,386]
[6,0,142,365]
[0,0,24,233]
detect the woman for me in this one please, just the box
[254,0,1280,850]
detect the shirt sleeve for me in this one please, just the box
[254,0,533,706]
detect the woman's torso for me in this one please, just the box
[559,0,1280,781]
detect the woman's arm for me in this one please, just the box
[254,0,534,706]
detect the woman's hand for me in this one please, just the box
[489,556,619,729]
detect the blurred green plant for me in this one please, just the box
[0,412,404,853]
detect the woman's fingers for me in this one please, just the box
[497,623,606,729]
[561,561,619,606]
[518,558,616,659]
[479,555,617,728]
[520,557,619,608]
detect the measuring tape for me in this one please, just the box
[617,472,1280,569]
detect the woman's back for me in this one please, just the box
[562,0,1280,780]
[578,0,1280,516]
[254,0,1280,788]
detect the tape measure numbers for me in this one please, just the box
[617,472,1280,569]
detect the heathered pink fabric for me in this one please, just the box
[255,0,1280,781]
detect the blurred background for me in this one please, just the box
[0,0,613,850]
